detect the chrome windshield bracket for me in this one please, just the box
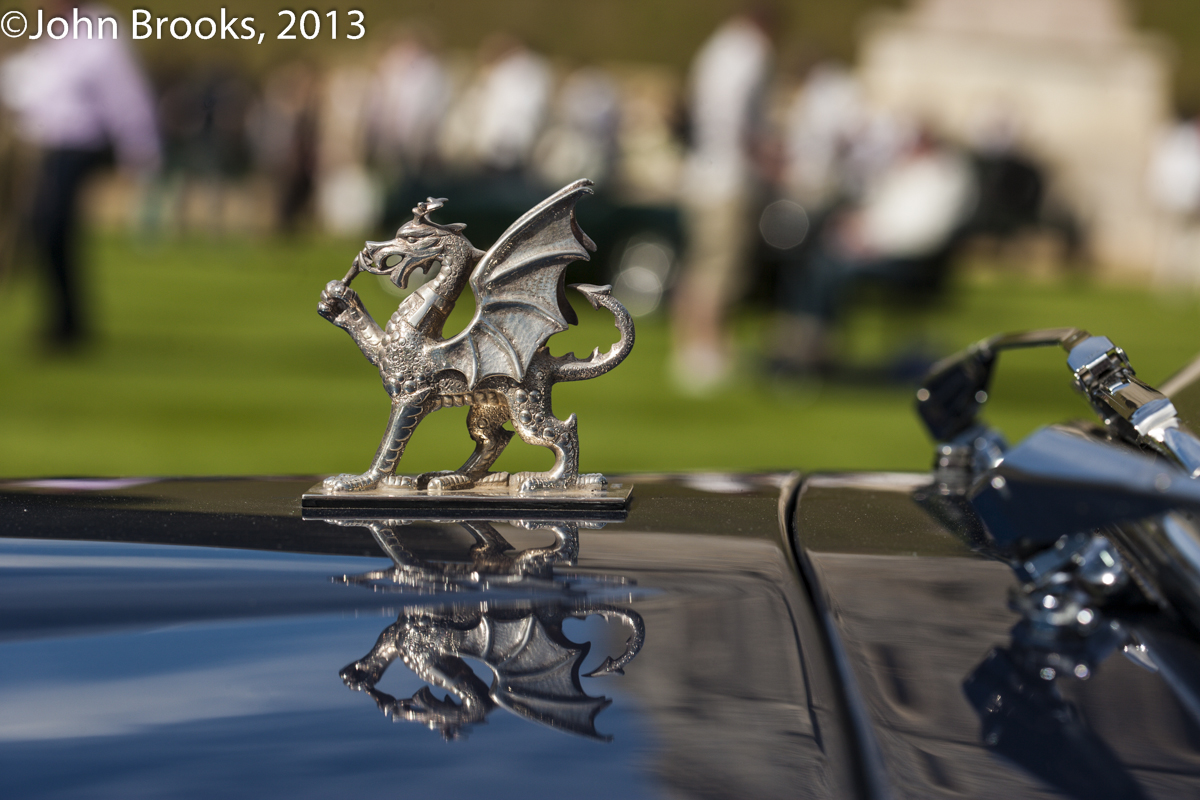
[918,328,1200,480]
[1066,335,1200,478]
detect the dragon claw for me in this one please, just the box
[510,472,607,493]
[318,280,367,326]
[427,473,474,492]
[379,474,417,489]
[323,472,383,493]
[576,473,608,488]
[340,662,380,691]
[366,471,513,492]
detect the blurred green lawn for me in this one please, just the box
[2,234,1199,479]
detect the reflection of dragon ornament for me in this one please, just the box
[318,179,634,493]
[334,518,645,740]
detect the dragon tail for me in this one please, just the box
[555,285,635,383]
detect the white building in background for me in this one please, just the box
[858,0,1170,277]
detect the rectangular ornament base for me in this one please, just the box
[301,481,633,521]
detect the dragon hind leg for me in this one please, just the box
[416,402,513,492]
[506,397,606,492]
[324,400,427,493]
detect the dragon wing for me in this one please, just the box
[430,179,596,388]
[485,615,612,740]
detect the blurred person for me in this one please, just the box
[369,31,451,230]
[315,65,379,235]
[0,103,32,289]
[425,35,555,245]
[473,35,552,173]
[782,62,866,211]
[773,63,907,307]
[246,62,318,232]
[612,72,685,203]
[670,11,774,394]
[157,67,254,234]
[534,66,621,188]
[369,32,450,179]
[839,112,914,205]
[1148,113,1200,289]
[0,3,159,348]
[771,129,976,375]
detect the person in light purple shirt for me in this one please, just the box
[1,3,160,347]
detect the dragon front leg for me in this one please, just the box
[318,279,385,366]
[323,398,428,493]
[340,620,404,692]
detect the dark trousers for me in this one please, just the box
[31,148,104,342]
[780,245,938,323]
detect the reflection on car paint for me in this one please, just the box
[796,474,1200,800]
[1,476,859,800]
[327,517,646,740]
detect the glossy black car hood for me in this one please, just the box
[11,469,1200,800]
[0,476,861,800]
[792,472,1200,800]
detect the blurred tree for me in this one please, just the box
[1131,0,1200,114]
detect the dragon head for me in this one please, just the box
[355,198,468,289]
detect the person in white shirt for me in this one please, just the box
[670,12,773,394]
[771,130,977,373]
[370,33,450,178]
[782,62,866,211]
[534,67,621,188]
[1147,116,1200,289]
[0,3,159,347]
[472,36,552,173]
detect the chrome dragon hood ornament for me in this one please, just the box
[315,179,634,495]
